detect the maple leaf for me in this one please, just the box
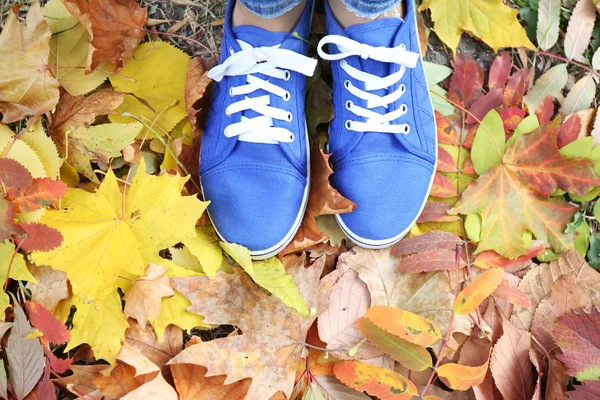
[451,119,600,259]
[31,159,208,304]
[419,0,534,52]
[185,57,211,138]
[62,0,147,72]
[125,320,182,369]
[168,257,339,400]
[554,308,600,381]
[0,2,60,123]
[42,0,108,96]
[124,264,175,328]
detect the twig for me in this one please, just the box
[537,49,599,77]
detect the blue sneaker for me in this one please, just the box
[201,0,317,259]
[318,0,437,248]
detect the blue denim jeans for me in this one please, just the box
[239,0,401,19]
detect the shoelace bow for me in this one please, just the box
[208,40,318,144]
[317,35,420,135]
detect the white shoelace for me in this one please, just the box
[208,40,317,144]
[317,35,420,135]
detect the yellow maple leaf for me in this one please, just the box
[66,291,129,364]
[0,240,38,320]
[31,159,208,305]
[152,290,210,340]
[42,0,109,96]
[109,42,189,138]
[419,0,535,52]
[182,228,223,279]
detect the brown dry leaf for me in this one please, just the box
[121,372,177,400]
[53,365,109,398]
[124,320,182,369]
[337,247,472,356]
[0,2,60,123]
[545,358,568,400]
[490,320,535,400]
[26,265,68,311]
[62,0,147,72]
[531,273,591,355]
[168,257,339,400]
[171,364,252,400]
[283,149,356,255]
[94,363,154,400]
[511,250,600,330]
[123,264,175,328]
[185,57,211,137]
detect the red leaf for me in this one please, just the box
[467,88,503,124]
[430,173,458,198]
[391,231,462,256]
[502,68,530,108]
[14,223,63,252]
[449,54,484,108]
[557,114,583,149]
[42,342,71,374]
[489,52,512,90]
[568,381,600,399]
[491,279,531,307]
[554,308,600,380]
[0,158,33,189]
[417,202,460,223]
[398,249,466,273]
[0,198,19,241]
[38,363,56,400]
[535,96,555,124]
[463,157,476,174]
[473,242,548,269]
[6,178,67,213]
[436,146,456,173]
[498,107,526,130]
[436,111,459,145]
[26,302,69,345]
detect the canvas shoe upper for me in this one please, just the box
[318,0,437,248]
[201,0,317,259]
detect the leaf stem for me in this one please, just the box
[537,50,599,77]
[4,241,22,292]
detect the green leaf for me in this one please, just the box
[431,85,455,116]
[465,213,482,242]
[182,228,223,279]
[524,64,568,112]
[220,242,253,274]
[587,233,600,270]
[559,137,594,158]
[471,110,505,175]
[506,114,540,149]
[561,76,597,116]
[249,257,309,317]
[565,212,585,234]
[424,62,453,87]
[574,219,590,257]
[536,0,561,50]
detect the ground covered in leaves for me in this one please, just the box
[2,0,600,399]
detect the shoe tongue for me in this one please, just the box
[232,25,289,47]
[345,18,403,48]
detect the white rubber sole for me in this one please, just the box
[334,1,439,250]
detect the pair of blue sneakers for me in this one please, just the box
[201,0,437,259]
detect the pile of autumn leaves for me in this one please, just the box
[3,0,600,399]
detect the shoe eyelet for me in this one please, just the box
[345,100,353,110]
[344,80,351,89]
[401,104,408,113]
[284,70,291,81]
[286,112,293,122]
[228,46,234,54]
[289,134,295,141]
[226,110,232,117]
[403,124,411,134]
[229,87,234,97]
[283,91,291,101]
[345,120,353,130]
[400,84,406,93]
[400,43,406,50]
[341,60,348,67]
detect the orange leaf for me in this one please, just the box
[62,0,147,72]
[6,178,67,213]
[430,173,458,198]
[171,364,251,400]
[423,397,444,400]
[366,306,442,346]
[334,360,418,400]
[436,352,491,390]
[454,268,504,315]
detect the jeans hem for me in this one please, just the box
[239,0,303,18]
[342,0,399,19]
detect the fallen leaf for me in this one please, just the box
[357,318,432,371]
[0,159,33,189]
[546,359,568,400]
[524,64,568,113]
[62,0,147,72]
[53,365,108,398]
[0,2,60,123]
[37,364,57,400]
[168,257,338,399]
[0,239,38,285]
[31,159,208,304]
[454,268,504,315]
[564,0,596,61]
[417,202,460,223]
[537,0,561,50]
[490,320,535,400]
[7,304,45,400]
[502,68,530,108]
[122,372,177,400]
[25,265,68,312]
[26,301,69,345]
[6,178,67,213]
[318,269,381,360]
[489,53,512,90]
[491,278,531,307]
[436,352,490,391]
[398,249,465,274]
[448,54,484,108]
[13,222,63,252]
[185,57,211,137]
[171,364,251,400]
[94,363,153,399]
[391,231,462,256]
[567,381,600,399]
[42,0,108,96]
[554,308,600,381]
[418,0,534,52]
[19,119,62,181]
[366,306,442,347]
[124,320,182,369]
[153,290,209,341]
[561,75,596,116]
[334,360,418,400]
[124,264,175,328]
[181,229,223,279]
[0,198,19,241]
[451,119,600,258]
[305,375,371,400]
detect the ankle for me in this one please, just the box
[232,0,306,32]
[328,0,405,29]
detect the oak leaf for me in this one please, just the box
[168,257,339,400]
[451,119,600,259]
[125,320,182,369]
[124,264,175,328]
[0,2,60,123]
[31,160,208,304]
[171,364,252,400]
[62,0,147,72]
[419,0,534,52]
